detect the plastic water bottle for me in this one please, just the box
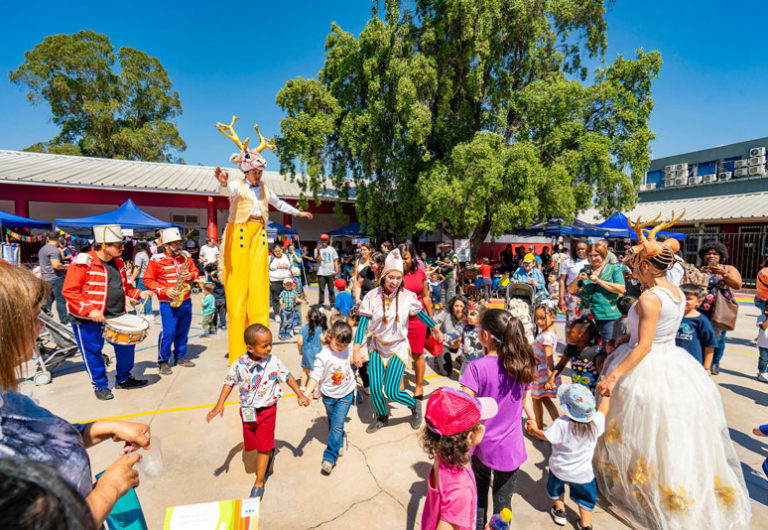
[485,507,512,530]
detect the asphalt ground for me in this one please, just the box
[22,288,768,529]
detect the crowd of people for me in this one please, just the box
[4,210,768,528]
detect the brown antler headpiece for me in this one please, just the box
[624,210,685,269]
[216,116,276,172]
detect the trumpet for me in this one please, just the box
[170,261,190,308]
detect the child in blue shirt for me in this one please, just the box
[332,278,354,317]
[297,307,327,392]
[675,284,717,373]
[200,283,216,337]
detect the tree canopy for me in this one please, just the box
[10,30,186,162]
[276,0,661,251]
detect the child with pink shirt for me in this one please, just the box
[460,308,537,529]
[421,387,498,530]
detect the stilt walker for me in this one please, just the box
[214,117,313,363]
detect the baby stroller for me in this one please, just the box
[504,283,536,344]
[33,311,109,385]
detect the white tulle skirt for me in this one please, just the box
[596,342,751,529]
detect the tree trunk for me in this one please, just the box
[469,210,493,261]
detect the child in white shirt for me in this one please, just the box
[304,321,356,474]
[526,384,610,530]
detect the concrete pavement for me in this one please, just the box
[23,290,768,529]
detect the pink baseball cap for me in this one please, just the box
[425,387,497,436]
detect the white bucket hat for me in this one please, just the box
[381,248,404,278]
[161,227,183,244]
[93,224,123,244]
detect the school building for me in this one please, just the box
[0,149,357,243]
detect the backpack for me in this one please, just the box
[681,261,709,289]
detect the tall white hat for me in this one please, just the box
[161,227,183,244]
[381,248,404,278]
[93,225,123,244]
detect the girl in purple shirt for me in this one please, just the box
[460,309,536,530]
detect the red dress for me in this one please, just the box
[404,268,428,354]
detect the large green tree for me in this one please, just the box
[276,0,661,252]
[10,30,186,162]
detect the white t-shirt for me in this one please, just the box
[268,254,293,282]
[757,315,768,349]
[315,246,339,277]
[310,346,356,399]
[666,261,684,286]
[559,258,589,285]
[545,412,605,484]
[199,244,220,265]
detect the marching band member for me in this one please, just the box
[143,227,200,375]
[62,224,151,401]
[214,117,313,363]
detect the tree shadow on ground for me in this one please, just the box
[406,462,431,530]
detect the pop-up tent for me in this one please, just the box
[520,218,622,238]
[597,212,686,240]
[266,220,298,236]
[0,210,52,230]
[55,199,174,229]
[327,222,367,238]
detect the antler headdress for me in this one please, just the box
[624,210,686,269]
[215,116,277,173]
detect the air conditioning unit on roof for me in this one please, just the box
[687,176,702,185]
[700,174,717,184]
[716,172,731,181]
[749,155,766,166]
[750,147,765,157]
[734,159,749,169]
[665,165,675,174]
[674,176,687,186]
[748,165,765,176]
[675,169,688,178]
[734,167,749,177]
[675,163,688,171]
[639,183,657,191]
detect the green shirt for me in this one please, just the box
[437,251,459,280]
[579,264,625,320]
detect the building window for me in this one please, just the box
[171,214,199,228]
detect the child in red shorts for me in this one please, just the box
[207,323,309,498]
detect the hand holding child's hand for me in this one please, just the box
[524,419,535,435]
[352,344,363,367]
[206,405,223,422]
[297,394,310,407]
[433,329,444,344]
[544,378,555,391]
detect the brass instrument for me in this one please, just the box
[170,260,190,308]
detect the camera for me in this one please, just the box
[582,264,594,275]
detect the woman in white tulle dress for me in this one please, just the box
[595,213,750,530]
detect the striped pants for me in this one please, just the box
[368,350,415,417]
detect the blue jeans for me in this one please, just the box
[546,471,597,511]
[595,319,616,345]
[279,308,296,336]
[712,328,727,368]
[758,347,768,374]
[137,278,153,314]
[157,298,192,364]
[322,391,354,464]
[71,320,136,390]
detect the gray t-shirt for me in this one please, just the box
[38,244,65,281]
[314,246,339,277]
[134,251,149,279]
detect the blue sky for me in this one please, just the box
[2,1,768,168]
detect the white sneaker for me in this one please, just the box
[757,373,768,383]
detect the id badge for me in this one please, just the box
[242,407,257,422]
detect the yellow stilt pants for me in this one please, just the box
[221,221,269,364]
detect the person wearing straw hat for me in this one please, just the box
[214,117,313,363]
[143,227,200,376]
[62,224,152,400]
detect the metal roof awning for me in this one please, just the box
[580,191,768,225]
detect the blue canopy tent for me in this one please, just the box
[0,210,52,230]
[519,218,623,238]
[327,222,368,238]
[265,220,298,236]
[597,212,686,240]
[55,199,175,230]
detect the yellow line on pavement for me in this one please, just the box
[74,374,446,424]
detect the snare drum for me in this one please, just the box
[103,314,150,345]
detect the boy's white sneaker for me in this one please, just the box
[757,372,768,383]
[321,460,334,475]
